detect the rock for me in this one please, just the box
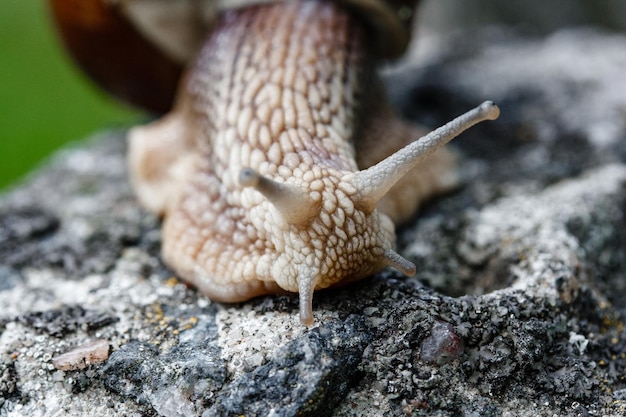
[1,28,626,416]
[419,0,626,34]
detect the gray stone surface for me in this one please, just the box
[1,28,626,416]
[420,0,626,34]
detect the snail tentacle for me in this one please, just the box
[383,248,417,277]
[298,269,319,326]
[239,168,320,225]
[353,101,500,212]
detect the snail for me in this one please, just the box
[50,0,499,325]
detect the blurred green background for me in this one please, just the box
[0,1,138,192]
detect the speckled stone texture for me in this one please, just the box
[1,28,626,417]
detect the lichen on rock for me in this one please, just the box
[1,27,626,417]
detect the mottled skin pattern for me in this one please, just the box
[129,0,495,324]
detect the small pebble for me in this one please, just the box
[52,339,110,371]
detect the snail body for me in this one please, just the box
[51,0,499,324]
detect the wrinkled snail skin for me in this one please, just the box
[128,0,499,325]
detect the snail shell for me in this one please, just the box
[50,0,498,325]
[49,0,416,112]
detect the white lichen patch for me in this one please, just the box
[568,332,589,355]
[215,302,309,376]
[0,322,143,417]
[456,164,626,301]
[451,30,626,148]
